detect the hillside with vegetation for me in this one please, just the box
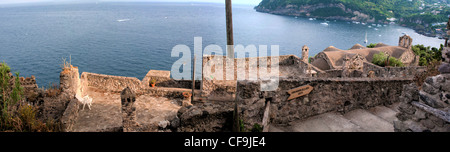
[256,0,450,38]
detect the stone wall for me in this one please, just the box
[81,72,142,93]
[60,98,80,132]
[363,62,425,78]
[201,55,324,98]
[394,75,450,132]
[236,77,414,128]
[60,66,80,96]
[140,87,201,99]
[175,102,234,132]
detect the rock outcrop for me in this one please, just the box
[395,75,450,132]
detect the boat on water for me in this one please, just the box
[117,19,130,22]
[361,22,367,25]
[368,26,372,28]
[374,28,379,31]
[321,22,329,26]
[364,32,368,44]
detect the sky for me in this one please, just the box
[0,0,262,5]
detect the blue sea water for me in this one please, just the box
[0,2,444,87]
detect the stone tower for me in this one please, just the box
[301,45,309,63]
[398,35,413,50]
[121,87,140,132]
[439,17,450,73]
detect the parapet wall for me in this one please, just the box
[237,77,414,127]
[80,72,142,93]
[363,62,425,78]
[201,55,323,98]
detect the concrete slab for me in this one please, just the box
[268,125,287,132]
[287,112,363,132]
[344,109,395,132]
[368,106,399,124]
[387,102,401,113]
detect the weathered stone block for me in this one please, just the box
[420,119,436,129]
[439,63,450,74]
[414,109,427,121]
[422,83,439,95]
[419,91,445,108]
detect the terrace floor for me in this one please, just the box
[72,87,181,132]
[269,102,401,132]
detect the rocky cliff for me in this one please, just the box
[255,3,375,23]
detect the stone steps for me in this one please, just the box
[269,104,401,132]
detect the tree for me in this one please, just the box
[412,44,442,66]
[367,43,377,48]
[372,52,404,67]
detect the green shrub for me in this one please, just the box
[372,52,405,67]
[251,123,263,132]
[412,44,442,66]
[239,119,245,132]
[0,62,60,132]
[366,43,377,48]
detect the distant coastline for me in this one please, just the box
[254,7,443,39]
[254,0,449,40]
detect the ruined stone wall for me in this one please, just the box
[81,72,142,93]
[237,77,414,128]
[41,67,80,122]
[60,98,80,132]
[363,62,425,78]
[201,55,323,98]
[394,75,450,132]
[140,87,201,99]
[60,66,80,96]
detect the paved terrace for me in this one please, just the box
[72,87,181,132]
[269,102,401,132]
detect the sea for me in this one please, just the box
[0,2,444,87]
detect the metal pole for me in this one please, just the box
[226,0,240,132]
[192,55,196,102]
[226,0,234,58]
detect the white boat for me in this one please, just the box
[361,22,367,25]
[368,26,372,28]
[364,32,368,44]
[355,22,360,24]
[377,24,382,27]
[321,22,329,26]
[309,18,313,20]
[374,28,379,31]
[117,19,130,22]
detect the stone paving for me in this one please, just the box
[269,102,401,132]
[72,87,180,132]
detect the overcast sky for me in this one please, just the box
[0,0,262,5]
